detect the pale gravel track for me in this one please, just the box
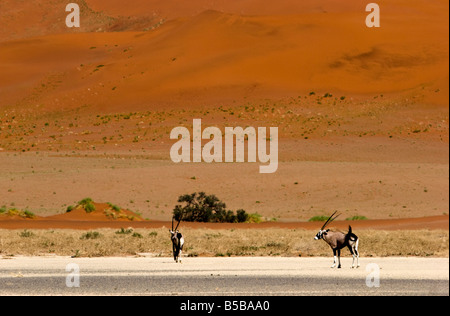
[0,256,448,296]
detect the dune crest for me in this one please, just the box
[1,1,448,113]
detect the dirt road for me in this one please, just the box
[0,256,448,296]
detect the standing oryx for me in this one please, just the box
[314,211,360,269]
[170,215,185,263]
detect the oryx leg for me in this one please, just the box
[337,248,341,269]
[348,244,356,268]
[354,239,360,268]
[331,249,337,268]
[173,245,178,263]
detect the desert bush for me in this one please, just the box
[108,203,121,212]
[19,230,34,238]
[23,210,35,219]
[247,213,263,223]
[80,231,101,240]
[84,202,95,213]
[78,198,96,213]
[173,192,251,223]
[79,198,93,205]
[1,208,35,219]
[115,228,133,235]
[346,216,368,221]
[308,215,330,222]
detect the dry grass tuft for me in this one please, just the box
[0,228,448,258]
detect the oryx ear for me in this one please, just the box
[323,231,328,235]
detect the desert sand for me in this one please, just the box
[0,0,448,231]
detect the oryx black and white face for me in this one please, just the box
[170,215,182,239]
[314,229,328,240]
[314,211,339,241]
[169,229,182,241]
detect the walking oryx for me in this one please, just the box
[314,211,360,269]
[170,215,185,263]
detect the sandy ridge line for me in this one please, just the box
[0,215,448,231]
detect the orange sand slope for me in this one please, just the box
[0,0,448,113]
[0,1,448,225]
[0,214,447,231]
[0,202,144,223]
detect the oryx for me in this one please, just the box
[169,215,185,263]
[314,211,360,269]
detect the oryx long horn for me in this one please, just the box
[175,213,183,231]
[321,211,340,230]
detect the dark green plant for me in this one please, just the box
[308,215,330,222]
[173,192,250,223]
[80,231,101,240]
[115,228,133,235]
[19,230,34,238]
[346,216,368,221]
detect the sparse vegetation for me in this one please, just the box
[0,208,35,219]
[80,231,101,240]
[0,228,447,258]
[115,227,133,235]
[173,192,257,223]
[308,215,330,222]
[108,203,121,212]
[78,198,96,213]
[19,229,34,238]
[346,216,368,221]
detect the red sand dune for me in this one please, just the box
[46,203,144,222]
[0,0,448,114]
[0,202,144,224]
[0,1,447,227]
[0,214,447,231]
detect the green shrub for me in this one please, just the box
[246,213,263,224]
[346,215,368,221]
[23,210,35,219]
[80,231,101,240]
[308,215,330,222]
[173,192,251,223]
[19,230,34,238]
[84,202,96,213]
[115,228,133,235]
[110,204,121,212]
[76,198,96,213]
[79,198,93,205]
[236,209,249,223]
